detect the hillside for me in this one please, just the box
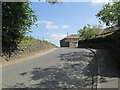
[1,38,57,62]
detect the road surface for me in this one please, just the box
[1,48,119,88]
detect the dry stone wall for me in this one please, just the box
[78,30,120,63]
[2,40,56,61]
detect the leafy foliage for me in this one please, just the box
[2,2,37,44]
[96,1,120,27]
[23,36,40,41]
[2,1,58,57]
[46,0,62,4]
[78,24,102,40]
[2,1,61,45]
[96,32,113,38]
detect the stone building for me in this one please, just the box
[60,34,80,48]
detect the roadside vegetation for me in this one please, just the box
[22,35,56,46]
[2,35,56,61]
[78,1,120,63]
[78,1,120,41]
[2,0,59,46]
[2,0,59,59]
[78,24,102,40]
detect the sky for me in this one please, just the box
[27,1,106,46]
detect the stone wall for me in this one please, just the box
[78,30,120,63]
[2,40,56,61]
[60,38,79,48]
[101,26,120,35]
[60,40,69,47]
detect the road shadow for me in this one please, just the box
[5,50,96,88]
[4,49,119,88]
[58,51,98,87]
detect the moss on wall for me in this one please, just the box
[78,30,120,63]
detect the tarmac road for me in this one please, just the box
[1,48,119,89]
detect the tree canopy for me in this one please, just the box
[96,1,120,27]
[2,2,37,44]
[2,1,60,57]
[2,1,59,45]
[78,24,102,40]
[46,0,62,4]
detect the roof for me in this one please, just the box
[60,34,80,41]
[65,34,80,39]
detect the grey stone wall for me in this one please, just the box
[60,38,79,47]
[60,40,69,47]
[2,40,56,61]
[78,30,120,63]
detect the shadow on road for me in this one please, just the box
[9,50,95,88]
[6,49,119,88]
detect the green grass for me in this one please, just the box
[23,36,40,41]
[96,32,113,38]
[21,35,56,47]
[79,32,114,43]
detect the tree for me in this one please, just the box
[2,1,60,45]
[96,1,120,27]
[92,24,103,35]
[46,0,62,4]
[2,2,37,45]
[2,1,60,56]
[78,24,102,40]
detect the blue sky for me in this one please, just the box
[27,2,105,46]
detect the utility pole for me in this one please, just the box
[67,32,68,36]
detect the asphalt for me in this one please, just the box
[1,48,120,89]
[1,48,57,68]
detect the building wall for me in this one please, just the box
[60,40,69,47]
[60,38,79,47]
[69,42,77,48]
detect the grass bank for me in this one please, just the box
[1,36,57,62]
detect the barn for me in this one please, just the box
[60,34,80,48]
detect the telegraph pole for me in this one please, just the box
[67,32,68,36]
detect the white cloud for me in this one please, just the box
[46,25,59,29]
[91,0,111,4]
[43,21,53,25]
[61,25,70,29]
[36,20,59,29]
[36,20,53,25]
[50,33,66,40]
[36,20,70,30]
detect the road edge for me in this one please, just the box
[1,48,58,68]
